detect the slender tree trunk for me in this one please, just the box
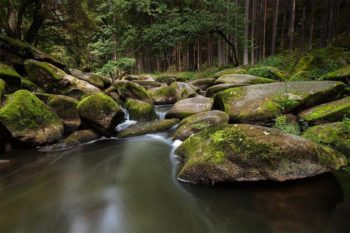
[309,0,316,50]
[271,0,280,55]
[251,0,256,64]
[301,6,306,48]
[243,0,250,65]
[112,16,117,61]
[262,0,267,59]
[289,0,296,51]
[197,39,201,71]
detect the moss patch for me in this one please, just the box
[124,98,157,122]
[0,63,21,91]
[322,66,350,84]
[248,66,288,80]
[214,68,248,78]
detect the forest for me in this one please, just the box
[0,1,350,233]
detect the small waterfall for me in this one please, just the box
[154,105,173,120]
[116,108,137,131]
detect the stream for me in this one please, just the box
[0,107,349,233]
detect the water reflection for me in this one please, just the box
[0,137,347,233]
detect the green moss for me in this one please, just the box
[214,68,248,78]
[290,71,312,81]
[78,93,120,115]
[0,63,22,90]
[0,79,5,101]
[124,98,157,122]
[24,59,65,81]
[248,66,288,80]
[273,115,300,135]
[322,66,350,83]
[0,90,61,133]
[214,87,246,114]
[21,78,45,93]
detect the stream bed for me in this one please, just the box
[0,133,349,233]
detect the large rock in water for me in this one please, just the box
[0,90,63,145]
[214,81,345,123]
[299,97,350,124]
[148,85,177,104]
[176,124,347,184]
[303,122,350,158]
[77,93,124,136]
[124,98,157,122]
[173,111,229,141]
[0,63,22,92]
[24,60,101,98]
[166,96,214,119]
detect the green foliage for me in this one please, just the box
[98,58,136,78]
[273,115,301,135]
[343,117,350,133]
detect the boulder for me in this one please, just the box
[70,69,105,88]
[0,90,63,146]
[77,93,124,136]
[0,63,22,92]
[117,119,179,138]
[21,78,45,93]
[24,60,101,98]
[40,129,100,152]
[214,74,275,85]
[173,110,229,141]
[36,94,81,133]
[176,124,347,184]
[166,96,214,119]
[214,68,247,78]
[189,78,216,90]
[206,84,241,97]
[131,80,162,89]
[171,82,198,100]
[156,75,184,85]
[105,80,152,103]
[124,98,158,122]
[214,81,345,123]
[148,85,177,104]
[299,97,350,124]
[303,122,350,158]
[248,66,288,80]
[322,66,350,85]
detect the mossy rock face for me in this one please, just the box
[171,82,198,101]
[117,119,179,138]
[124,75,155,81]
[215,74,275,85]
[206,84,241,97]
[77,93,124,136]
[322,66,350,85]
[148,85,177,104]
[303,122,350,158]
[189,78,216,91]
[299,97,350,124]
[36,94,81,133]
[290,71,312,81]
[214,81,345,123]
[0,63,22,92]
[248,66,288,81]
[131,80,162,90]
[21,78,45,93]
[24,60,101,98]
[156,75,184,85]
[214,68,248,78]
[0,79,5,104]
[106,80,152,103]
[40,129,100,152]
[0,90,63,146]
[173,110,229,141]
[166,96,214,119]
[70,69,105,88]
[176,124,347,184]
[124,98,157,122]
[0,35,66,72]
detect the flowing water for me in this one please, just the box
[0,106,349,233]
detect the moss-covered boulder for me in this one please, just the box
[176,124,347,184]
[290,71,312,81]
[0,90,63,145]
[0,79,5,104]
[206,84,240,97]
[156,75,184,85]
[173,110,229,141]
[36,94,81,133]
[303,122,350,158]
[189,78,216,91]
[131,80,162,90]
[105,80,151,103]
[124,98,157,122]
[77,93,124,136]
[24,60,101,98]
[166,96,214,119]
[214,68,248,78]
[322,66,350,85]
[117,119,179,138]
[0,63,22,92]
[40,129,100,152]
[248,66,288,81]
[70,69,105,88]
[148,85,177,104]
[171,82,198,100]
[299,97,350,124]
[214,81,345,123]
[215,74,275,85]
[21,78,45,93]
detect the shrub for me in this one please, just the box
[273,115,301,135]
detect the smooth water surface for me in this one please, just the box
[0,135,349,233]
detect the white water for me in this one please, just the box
[154,105,173,120]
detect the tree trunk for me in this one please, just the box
[251,0,256,64]
[301,6,306,48]
[243,0,250,65]
[262,0,267,59]
[289,0,296,51]
[309,0,316,50]
[271,0,280,55]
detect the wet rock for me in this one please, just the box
[124,98,158,122]
[299,96,350,124]
[214,81,345,123]
[214,74,275,85]
[166,96,214,119]
[24,60,101,98]
[117,119,179,138]
[77,93,124,136]
[0,63,22,92]
[176,124,347,184]
[173,110,229,141]
[105,80,152,103]
[149,85,177,105]
[0,90,63,146]
[303,122,350,158]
